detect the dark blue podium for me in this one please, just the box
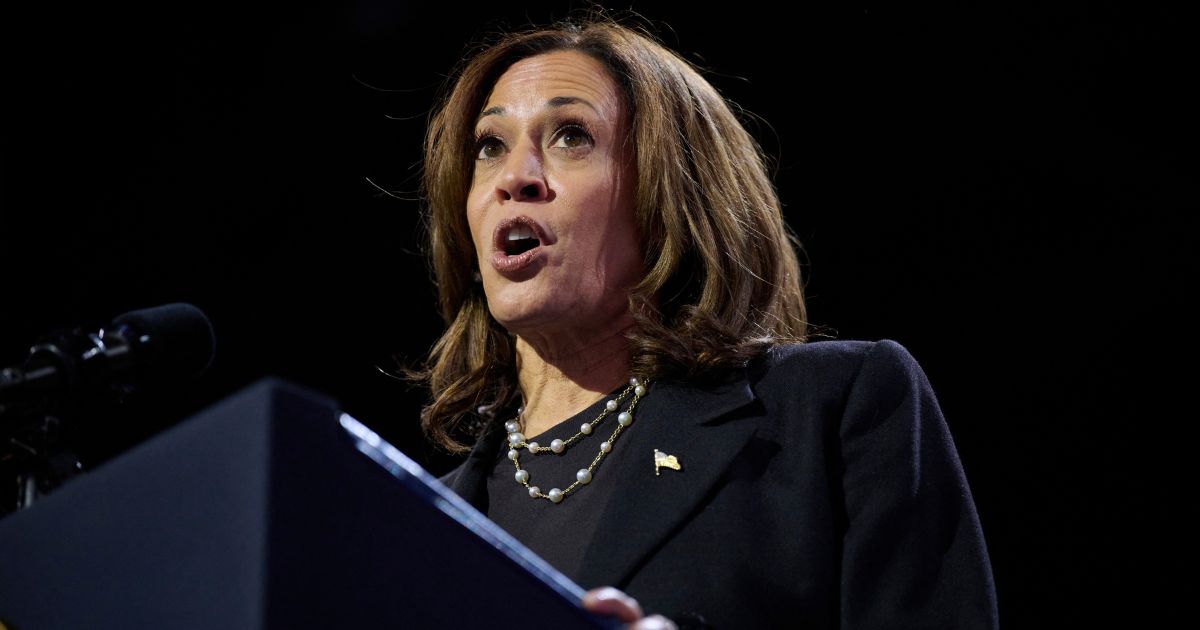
[0,379,613,629]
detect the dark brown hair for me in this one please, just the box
[416,16,808,452]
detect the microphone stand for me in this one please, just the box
[7,416,84,512]
[1,359,90,517]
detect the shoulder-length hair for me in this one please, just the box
[416,16,808,452]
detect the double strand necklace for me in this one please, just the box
[505,378,649,504]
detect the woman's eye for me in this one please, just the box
[475,136,505,160]
[552,125,593,150]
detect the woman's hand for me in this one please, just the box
[582,587,677,629]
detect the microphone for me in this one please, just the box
[0,303,215,420]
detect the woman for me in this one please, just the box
[415,16,998,629]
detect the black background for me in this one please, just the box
[1,1,1193,626]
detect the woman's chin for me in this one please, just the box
[487,300,560,332]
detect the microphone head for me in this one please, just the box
[112,303,216,383]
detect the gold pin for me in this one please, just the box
[654,449,681,476]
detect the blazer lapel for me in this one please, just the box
[576,372,761,589]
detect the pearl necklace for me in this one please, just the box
[505,377,649,504]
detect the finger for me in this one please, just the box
[582,586,643,622]
[631,614,678,630]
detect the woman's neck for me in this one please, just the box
[514,324,633,439]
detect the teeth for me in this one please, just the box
[506,225,536,241]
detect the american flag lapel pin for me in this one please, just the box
[654,449,681,476]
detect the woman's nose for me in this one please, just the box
[496,140,548,202]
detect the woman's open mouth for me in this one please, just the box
[491,215,549,274]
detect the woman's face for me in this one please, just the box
[467,50,640,342]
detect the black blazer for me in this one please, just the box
[442,340,999,629]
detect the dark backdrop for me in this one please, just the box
[1,2,1192,626]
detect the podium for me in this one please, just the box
[0,378,614,629]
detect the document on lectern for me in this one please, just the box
[338,412,621,630]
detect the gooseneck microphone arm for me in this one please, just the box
[1,328,136,420]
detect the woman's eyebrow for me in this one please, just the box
[476,96,599,124]
[477,106,504,123]
[545,96,598,114]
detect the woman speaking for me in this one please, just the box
[412,15,998,629]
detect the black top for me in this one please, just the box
[485,386,636,580]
